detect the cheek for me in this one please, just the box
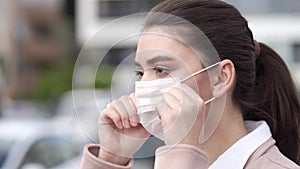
[195,73,213,100]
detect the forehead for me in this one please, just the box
[136,33,202,64]
[137,33,187,53]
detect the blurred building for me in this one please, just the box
[74,0,162,91]
[0,0,66,100]
[226,0,300,91]
[76,0,161,46]
[75,0,300,92]
[0,1,17,105]
[226,0,300,14]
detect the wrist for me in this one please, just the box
[98,149,131,166]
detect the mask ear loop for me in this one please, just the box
[180,62,221,105]
[180,62,220,83]
[204,97,215,104]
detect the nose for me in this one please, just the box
[140,71,157,81]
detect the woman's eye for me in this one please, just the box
[135,70,144,78]
[153,66,169,75]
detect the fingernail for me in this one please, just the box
[130,115,139,123]
[130,115,139,125]
[130,120,138,127]
[124,119,130,128]
[117,121,123,129]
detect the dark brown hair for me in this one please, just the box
[145,0,300,164]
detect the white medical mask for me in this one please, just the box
[135,62,220,140]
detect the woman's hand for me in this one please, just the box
[98,94,150,165]
[156,84,207,147]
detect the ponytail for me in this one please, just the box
[244,42,300,164]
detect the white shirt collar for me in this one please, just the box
[208,120,272,169]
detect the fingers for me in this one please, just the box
[157,88,181,116]
[180,84,204,106]
[156,87,182,128]
[100,107,123,129]
[129,94,140,126]
[167,87,182,101]
[156,85,206,143]
[100,94,139,129]
[120,95,139,126]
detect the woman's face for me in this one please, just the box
[135,32,213,101]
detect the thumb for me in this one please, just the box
[129,93,136,107]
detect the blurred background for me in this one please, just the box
[0,0,300,169]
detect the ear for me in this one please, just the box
[211,59,236,98]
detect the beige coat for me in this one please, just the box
[79,138,300,169]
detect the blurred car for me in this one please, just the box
[51,89,110,152]
[0,119,80,169]
[50,156,81,169]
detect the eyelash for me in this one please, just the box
[153,66,169,75]
[135,70,144,78]
[135,66,170,78]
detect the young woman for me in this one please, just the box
[79,0,300,168]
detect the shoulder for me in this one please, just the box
[245,139,300,169]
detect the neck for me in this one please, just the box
[202,101,248,165]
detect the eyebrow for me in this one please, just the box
[147,55,175,65]
[135,55,175,67]
[135,55,176,68]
